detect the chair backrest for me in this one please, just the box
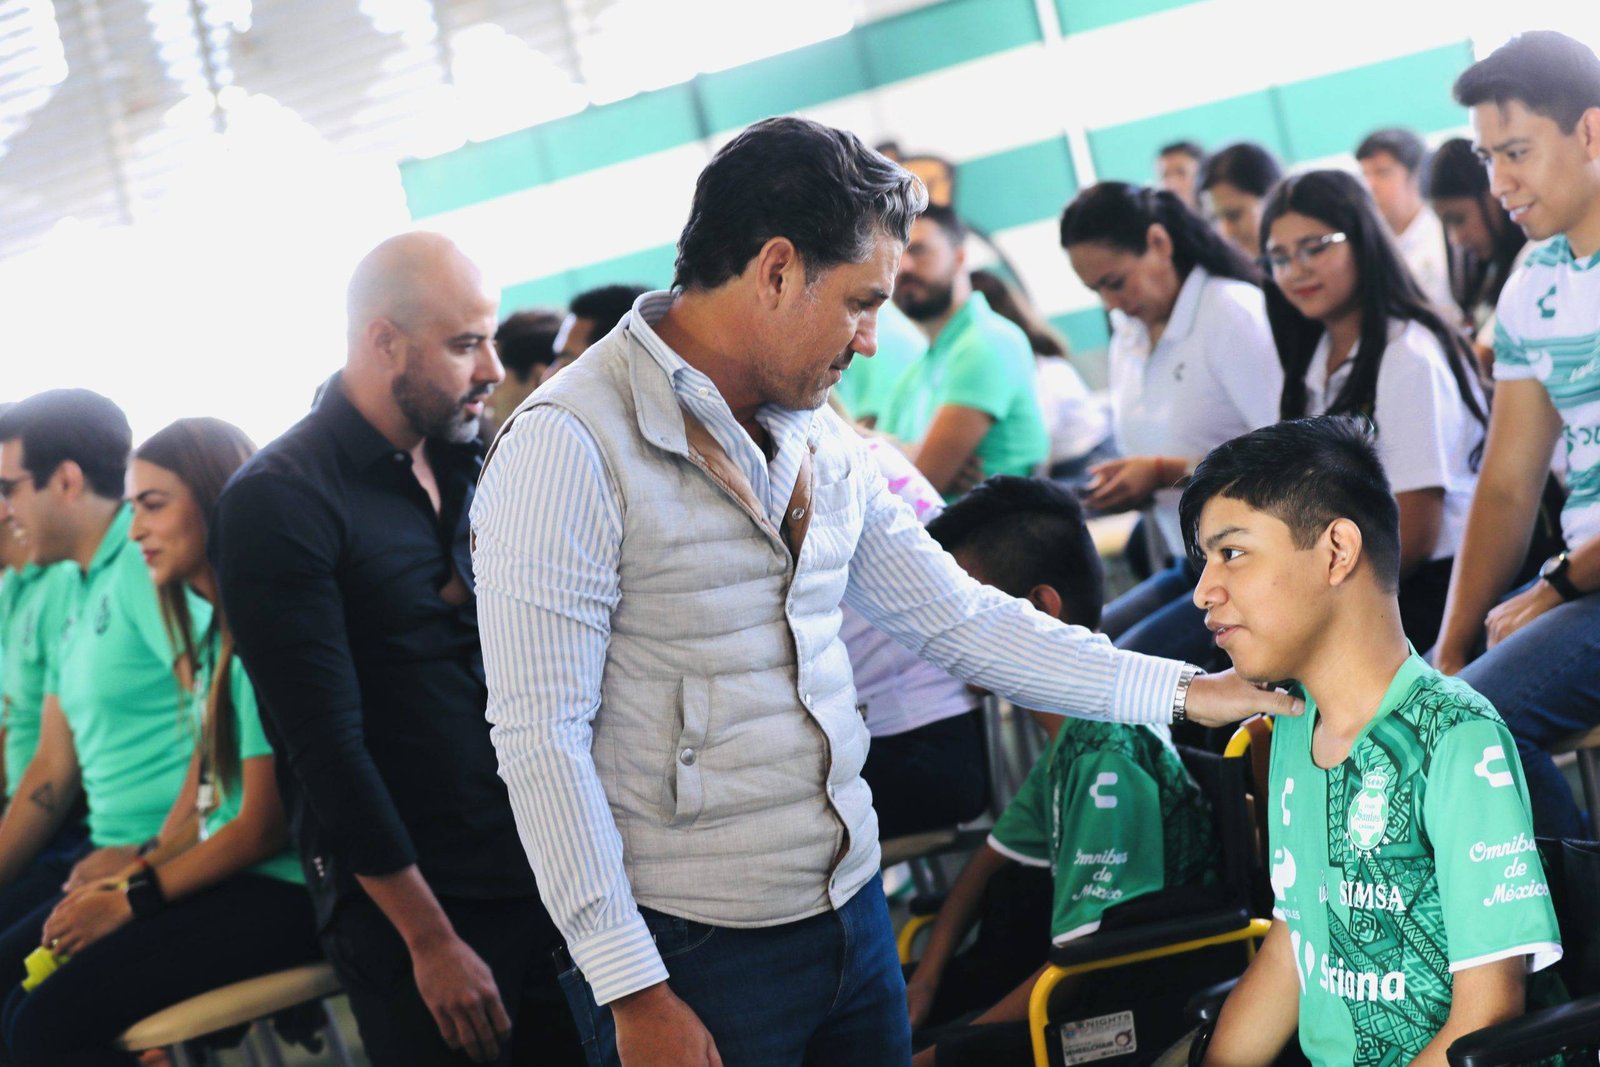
[1176,744,1257,915]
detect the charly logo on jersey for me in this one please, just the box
[1346,770,1390,851]
[93,595,111,636]
[1089,772,1118,809]
[1474,746,1514,789]
[1536,283,1557,319]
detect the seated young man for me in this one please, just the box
[907,476,1218,1067]
[1189,417,1562,1067]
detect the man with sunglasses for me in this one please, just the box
[1435,32,1600,838]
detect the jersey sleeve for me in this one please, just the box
[1490,304,1538,383]
[1047,749,1165,943]
[988,744,1053,867]
[1422,718,1562,973]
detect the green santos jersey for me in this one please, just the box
[194,639,304,886]
[878,291,1049,496]
[833,300,927,424]
[1493,236,1600,546]
[988,719,1216,944]
[1269,653,1562,1066]
[56,505,210,847]
[0,562,75,798]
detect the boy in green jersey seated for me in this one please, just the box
[906,477,1218,1067]
[1189,417,1562,1067]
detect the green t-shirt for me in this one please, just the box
[878,292,1049,496]
[1269,653,1563,1067]
[833,301,927,423]
[56,505,209,847]
[197,649,304,886]
[0,562,75,798]
[988,719,1217,944]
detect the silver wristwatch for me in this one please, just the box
[1172,665,1204,725]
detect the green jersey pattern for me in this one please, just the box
[1270,654,1562,1067]
[989,719,1216,944]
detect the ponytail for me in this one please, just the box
[1060,182,1261,286]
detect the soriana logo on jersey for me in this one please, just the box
[1347,771,1390,852]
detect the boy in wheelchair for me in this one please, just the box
[1184,418,1562,1066]
[905,477,1220,1066]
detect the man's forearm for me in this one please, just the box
[357,865,458,951]
[1437,481,1542,658]
[0,766,77,885]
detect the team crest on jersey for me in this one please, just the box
[1347,770,1389,852]
[93,595,111,636]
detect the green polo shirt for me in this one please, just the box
[0,562,75,797]
[196,644,304,886]
[878,292,1048,496]
[56,505,209,847]
[1269,653,1562,1066]
[833,301,927,423]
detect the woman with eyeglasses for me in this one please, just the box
[0,418,320,1066]
[1059,182,1282,666]
[1262,169,1489,650]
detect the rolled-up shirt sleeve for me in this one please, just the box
[470,406,665,1005]
[214,471,418,875]
[842,443,1185,724]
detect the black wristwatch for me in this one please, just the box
[124,867,166,920]
[1540,551,1583,601]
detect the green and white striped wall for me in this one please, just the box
[401,0,1477,381]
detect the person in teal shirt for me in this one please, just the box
[1186,417,1561,1067]
[0,415,319,1064]
[880,205,1048,498]
[905,477,1217,1067]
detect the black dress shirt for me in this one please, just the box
[213,376,536,925]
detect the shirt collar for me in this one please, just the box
[1300,646,1428,726]
[316,373,481,472]
[928,291,985,356]
[87,503,133,578]
[1553,234,1600,273]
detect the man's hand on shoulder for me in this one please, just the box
[1184,670,1303,728]
[612,982,723,1067]
[409,929,511,1063]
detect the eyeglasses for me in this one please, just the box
[1262,232,1348,274]
[0,475,33,501]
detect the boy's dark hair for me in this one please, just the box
[494,309,563,381]
[1178,416,1400,593]
[1454,30,1600,133]
[672,116,927,290]
[1158,140,1206,162]
[0,389,131,499]
[917,203,969,246]
[569,283,649,336]
[1355,127,1427,176]
[1060,181,1262,287]
[1200,142,1283,198]
[926,476,1104,629]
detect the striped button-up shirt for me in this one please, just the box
[471,291,1188,1005]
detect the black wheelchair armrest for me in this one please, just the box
[907,893,946,917]
[1097,885,1233,930]
[1048,906,1253,969]
[1185,977,1241,1024]
[1447,995,1600,1066]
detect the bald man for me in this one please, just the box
[212,234,582,1065]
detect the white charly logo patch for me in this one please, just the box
[1280,777,1295,826]
[1271,848,1296,901]
[1475,746,1515,789]
[1090,772,1118,809]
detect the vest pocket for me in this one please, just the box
[666,675,710,826]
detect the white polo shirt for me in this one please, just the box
[1109,266,1282,558]
[1394,205,1456,317]
[1305,318,1484,560]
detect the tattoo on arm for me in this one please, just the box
[29,783,55,814]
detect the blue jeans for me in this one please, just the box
[1459,585,1600,839]
[560,874,910,1067]
[1102,561,1217,666]
[0,822,88,938]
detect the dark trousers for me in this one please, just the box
[862,710,989,839]
[0,821,88,938]
[0,873,319,1065]
[323,893,582,1066]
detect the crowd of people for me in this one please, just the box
[0,25,1594,1067]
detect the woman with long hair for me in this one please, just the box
[1199,142,1284,257]
[0,418,319,1065]
[1262,169,1489,649]
[1060,182,1282,663]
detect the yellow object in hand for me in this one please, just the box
[21,945,67,991]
